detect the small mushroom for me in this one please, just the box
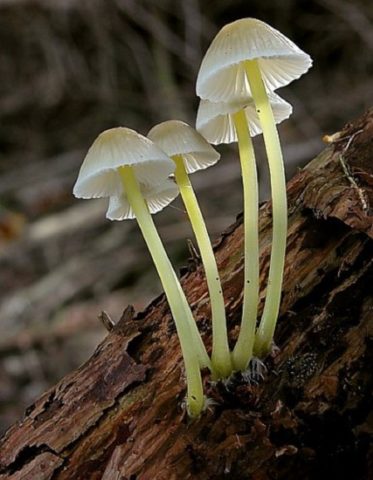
[196,92,292,371]
[148,120,232,379]
[73,127,210,417]
[196,91,292,145]
[196,18,312,359]
[106,178,179,220]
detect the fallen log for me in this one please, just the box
[0,109,372,480]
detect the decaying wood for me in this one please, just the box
[0,110,372,479]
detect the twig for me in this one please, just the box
[98,311,115,332]
[337,129,369,212]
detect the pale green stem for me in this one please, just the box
[119,166,205,417]
[174,155,232,379]
[170,273,211,370]
[244,59,288,357]
[231,110,260,371]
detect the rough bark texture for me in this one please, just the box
[0,110,372,480]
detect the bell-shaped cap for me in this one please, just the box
[196,91,292,145]
[147,120,220,174]
[73,127,175,199]
[106,178,179,220]
[196,18,312,102]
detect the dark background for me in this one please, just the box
[0,0,372,434]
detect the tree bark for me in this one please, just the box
[0,109,372,480]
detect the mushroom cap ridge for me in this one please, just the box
[148,120,220,174]
[196,18,312,103]
[73,127,175,199]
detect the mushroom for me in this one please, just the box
[196,18,312,358]
[196,91,292,145]
[196,92,292,371]
[148,120,232,379]
[196,18,312,103]
[106,179,179,220]
[73,127,210,417]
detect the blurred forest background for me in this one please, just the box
[0,0,372,435]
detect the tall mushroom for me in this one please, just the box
[148,120,232,379]
[196,92,292,371]
[196,18,312,358]
[73,127,210,417]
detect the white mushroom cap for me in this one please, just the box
[147,120,220,174]
[106,178,179,220]
[196,18,312,103]
[196,91,292,145]
[73,127,175,199]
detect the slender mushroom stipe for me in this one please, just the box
[148,120,232,378]
[244,59,289,356]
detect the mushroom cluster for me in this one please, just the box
[73,18,312,418]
